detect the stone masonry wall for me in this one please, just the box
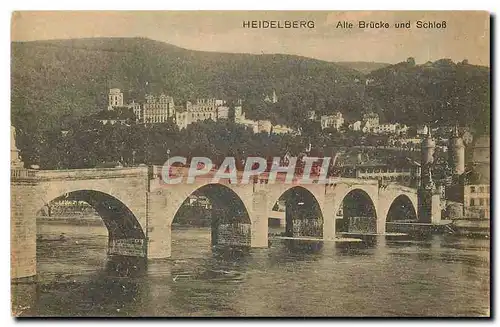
[11,181,38,279]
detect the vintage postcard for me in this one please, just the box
[10,11,490,317]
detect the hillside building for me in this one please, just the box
[338,159,421,187]
[416,125,429,136]
[142,93,176,124]
[320,112,344,130]
[216,106,230,120]
[371,123,408,135]
[108,88,124,110]
[349,120,362,131]
[272,124,295,135]
[175,99,225,130]
[361,121,373,133]
[307,110,317,121]
[362,112,380,128]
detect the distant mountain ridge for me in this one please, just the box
[335,61,391,74]
[11,37,490,133]
[11,37,363,130]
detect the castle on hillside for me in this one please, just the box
[105,89,296,135]
[106,89,241,130]
[175,98,230,130]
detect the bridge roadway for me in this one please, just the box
[11,165,422,279]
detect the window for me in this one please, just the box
[470,186,476,193]
[479,186,484,193]
[470,198,475,206]
[479,198,485,206]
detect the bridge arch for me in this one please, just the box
[335,188,378,234]
[386,194,418,222]
[378,186,419,231]
[270,185,324,238]
[267,185,324,213]
[171,183,252,247]
[36,189,146,256]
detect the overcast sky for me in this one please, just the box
[11,11,490,65]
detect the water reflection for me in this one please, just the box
[12,223,490,317]
[104,256,148,278]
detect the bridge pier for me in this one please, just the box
[249,191,269,247]
[377,213,387,234]
[322,196,336,240]
[146,190,173,259]
[418,189,442,224]
[147,225,172,259]
[11,169,38,280]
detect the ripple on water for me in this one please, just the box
[16,223,490,317]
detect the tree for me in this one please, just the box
[406,57,416,66]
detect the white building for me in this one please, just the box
[237,118,271,134]
[307,110,317,121]
[175,100,218,130]
[362,112,380,128]
[372,123,398,134]
[272,124,295,135]
[234,106,276,134]
[362,121,372,133]
[142,93,176,124]
[257,120,273,134]
[108,88,124,110]
[349,120,362,131]
[320,112,344,130]
[361,120,408,135]
[235,106,245,123]
[389,137,422,147]
[217,106,230,120]
[417,125,429,136]
[174,98,239,129]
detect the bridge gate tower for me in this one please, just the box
[418,129,442,223]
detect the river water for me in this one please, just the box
[12,222,490,317]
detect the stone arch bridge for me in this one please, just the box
[11,165,419,279]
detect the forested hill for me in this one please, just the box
[364,58,490,133]
[11,38,490,134]
[11,37,362,131]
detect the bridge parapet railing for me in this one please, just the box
[380,183,418,193]
[11,168,37,181]
[152,165,354,186]
[37,167,149,181]
[325,177,379,186]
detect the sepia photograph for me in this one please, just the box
[10,10,490,317]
